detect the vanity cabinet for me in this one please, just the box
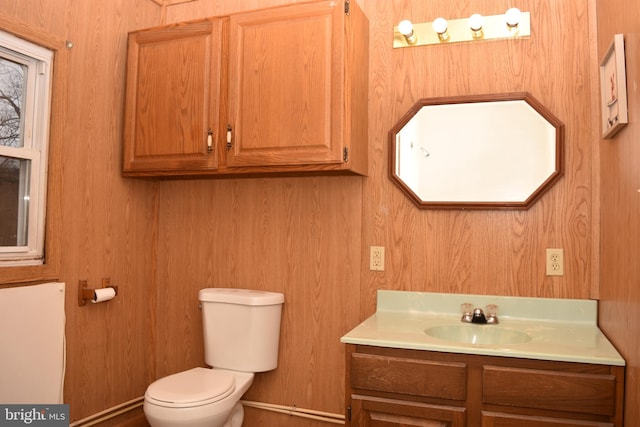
[345,345,624,427]
[123,1,368,177]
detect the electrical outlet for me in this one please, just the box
[370,246,385,271]
[546,248,564,276]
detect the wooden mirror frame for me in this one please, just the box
[388,92,564,210]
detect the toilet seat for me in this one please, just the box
[145,368,235,408]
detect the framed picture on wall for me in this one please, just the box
[599,33,628,139]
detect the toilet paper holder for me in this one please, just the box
[78,278,118,306]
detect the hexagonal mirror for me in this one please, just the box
[389,93,564,209]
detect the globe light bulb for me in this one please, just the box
[432,17,449,41]
[469,14,484,31]
[505,7,522,28]
[398,20,414,37]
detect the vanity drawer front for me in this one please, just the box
[350,353,467,400]
[482,411,614,427]
[483,365,617,416]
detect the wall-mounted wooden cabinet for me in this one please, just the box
[123,1,368,178]
[346,345,625,427]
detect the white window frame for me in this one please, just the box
[0,30,53,266]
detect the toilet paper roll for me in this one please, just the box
[91,287,116,303]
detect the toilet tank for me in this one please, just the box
[199,288,284,372]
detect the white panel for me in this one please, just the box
[0,282,65,403]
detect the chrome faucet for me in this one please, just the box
[471,308,488,324]
[461,303,499,324]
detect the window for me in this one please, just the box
[0,30,53,266]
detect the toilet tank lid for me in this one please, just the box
[199,288,284,306]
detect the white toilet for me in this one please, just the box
[144,288,284,427]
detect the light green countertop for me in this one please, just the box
[341,290,625,366]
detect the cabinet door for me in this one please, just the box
[227,1,345,166]
[123,20,222,173]
[351,396,466,427]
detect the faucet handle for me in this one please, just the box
[460,303,474,323]
[486,304,499,324]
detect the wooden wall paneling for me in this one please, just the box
[162,0,297,24]
[4,0,631,426]
[156,176,363,420]
[58,0,162,421]
[0,2,67,41]
[0,0,163,422]
[360,0,596,319]
[357,0,399,320]
[596,0,640,425]
[587,0,600,301]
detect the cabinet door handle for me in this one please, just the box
[207,129,213,153]
[226,125,233,151]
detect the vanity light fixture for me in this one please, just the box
[393,8,531,48]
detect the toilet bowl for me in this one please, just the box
[144,368,254,427]
[143,288,284,427]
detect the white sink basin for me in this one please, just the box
[425,324,532,346]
